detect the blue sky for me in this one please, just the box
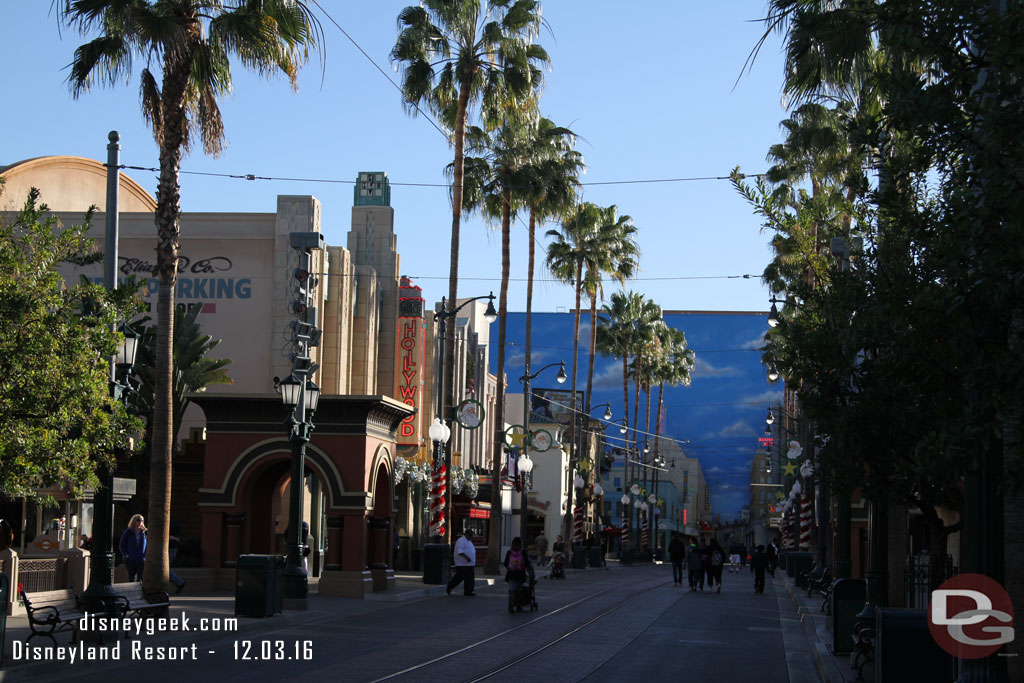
[2,1,788,313]
[3,3,791,517]
[492,311,782,519]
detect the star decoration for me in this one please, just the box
[775,490,786,502]
[508,429,527,448]
[782,460,798,477]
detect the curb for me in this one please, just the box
[779,574,849,683]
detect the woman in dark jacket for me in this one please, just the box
[119,514,147,581]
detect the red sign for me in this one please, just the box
[758,436,774,449]
[395,277,425,445]
[927,573,1015,659]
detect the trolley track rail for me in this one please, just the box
[370,573,677,683]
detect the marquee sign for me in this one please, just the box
[395,277,425,445]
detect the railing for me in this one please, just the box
[903,553,956,608]
[16,557,69,596]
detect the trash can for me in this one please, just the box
[422,543,450,585]
[787,551,813,586]
[0,573,8,666]
[588,546,604,567]
[831,579,865,654]
[571,545,588,569]
[235,554,284,618]
[875,608,954,682]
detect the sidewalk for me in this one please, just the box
[0,562,610,682]
[776,572,864,683]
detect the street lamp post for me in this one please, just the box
[561,402,615,555]
[518,361,566,540]
[429,294,495,546]
[280,231,324,606]
[81,132,141,624]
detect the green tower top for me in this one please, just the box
[354,171,390,206]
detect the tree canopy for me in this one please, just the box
[0,187,142,501]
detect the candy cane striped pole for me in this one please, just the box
[640,511,649,550]
[621,507,630,550]
[429,461,447,538]
[799,493,812,550]
[573,502,584,543]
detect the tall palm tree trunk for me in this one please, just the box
[585,295,598,412]
[443,78,475,547]
[144,52,193,593]
[562,260,584,548]
[622,355,630,485]
[485,188,513,574]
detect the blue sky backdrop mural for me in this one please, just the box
[490,311,782,519]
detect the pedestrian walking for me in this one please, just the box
[687,541,704,591]
[446,528,477,596]
[766,539,779,577]
[534,531,548,566]
[668,533,685,585]
[119,514,146,581]
[750,544,768,594]
[699,542,712,591]
[707,539,725,592]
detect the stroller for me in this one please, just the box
[549,551,566,579]
[508,565,538,612]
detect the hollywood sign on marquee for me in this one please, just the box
[396,277,425,445]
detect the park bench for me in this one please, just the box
[21,588,84,645]
[111,582,170,619]
[851,621,875,681]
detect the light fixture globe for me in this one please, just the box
[603,406,612,421]
[593,483,604,497]
[766,407,775,425]
[428,417,449,444]
[767,298,781,327]
[304,380,321,415]
[116,324,141,367]
[279,374,302,408]
[619,421,628,435]
[556,362,568,384]
[518,454,534,474]
[483,294,498,323]
[574,474,585,489]
[621,494,630,505]
[767,362,780,382]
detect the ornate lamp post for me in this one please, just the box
[519,360,566,538]
[432,293,496,542]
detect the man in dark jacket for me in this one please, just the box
[750,545,768,594]
[686,541,704,591]
[668,534,685,585]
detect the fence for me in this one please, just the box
[16,557,70,596]
[903,553,956,608]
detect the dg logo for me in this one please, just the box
[928,573,1015,659]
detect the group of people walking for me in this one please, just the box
[668,534,780,594]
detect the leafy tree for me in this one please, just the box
[392,0,548,547]
[62,0,320,592]
[0,187,142,501]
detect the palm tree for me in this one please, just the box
[392,2,548,547]
[650,326,693,463]
[461,111,582,572]
[583,206,638,419]
[62,0,319,592]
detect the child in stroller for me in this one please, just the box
[504,536,538,612]
[549,550,566,579]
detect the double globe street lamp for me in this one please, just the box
[519,361,567,538]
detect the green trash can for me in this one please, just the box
[0,573,8,666]
[422,543,450,585]
[875,608,954,682]
[831,579,865,654]
[571,545,588,569]
[235,554,284,618]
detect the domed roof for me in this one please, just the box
[0,155,157,213]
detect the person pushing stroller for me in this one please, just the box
[504,536,536,612]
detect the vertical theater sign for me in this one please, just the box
[396,277,425,446]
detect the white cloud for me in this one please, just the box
[590,361,624,390]
[692,357,742,379]
[740,331,768,349]
[717,421,757,438]
[741,389,784,404]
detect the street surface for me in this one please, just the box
[1,565,817,683]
